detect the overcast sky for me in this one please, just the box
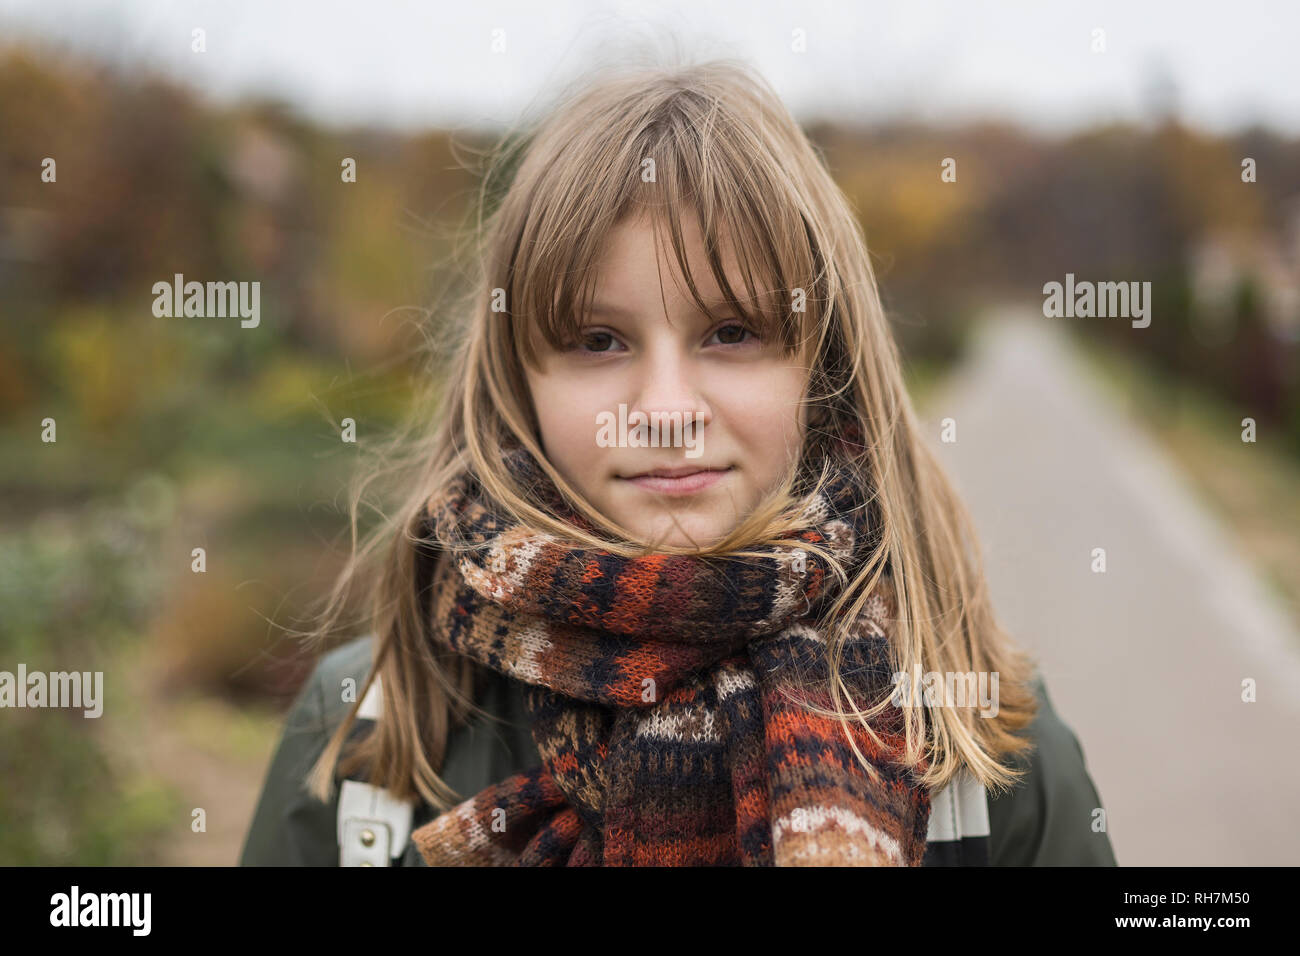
[1,0,1296,136]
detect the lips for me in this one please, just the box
[621,466,732,496]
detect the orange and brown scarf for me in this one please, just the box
[409,445,930,866]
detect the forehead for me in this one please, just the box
[583,208,749,315]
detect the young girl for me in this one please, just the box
[241,59,1115,867]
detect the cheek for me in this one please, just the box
[526,371,605,473]
[717,366,807,469]
[731,402,804,461]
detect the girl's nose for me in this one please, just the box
[628,348,712,438]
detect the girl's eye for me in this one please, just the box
[710,322,755,346]
[568,323,754,353]
[576,330,623,353]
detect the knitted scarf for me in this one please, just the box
[408,445,931,866]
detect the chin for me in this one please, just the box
[626,515,731,551]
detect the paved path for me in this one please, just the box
[925,305,1300,865]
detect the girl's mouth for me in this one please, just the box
[620,466,732,496]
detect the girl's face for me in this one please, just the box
[524,211,810,548]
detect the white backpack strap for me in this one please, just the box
[927,770,990,841]
[337,675,415,866]
[926,770,991,863]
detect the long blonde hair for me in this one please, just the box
[306,58,1037,809]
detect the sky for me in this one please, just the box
[0,0,1296,136]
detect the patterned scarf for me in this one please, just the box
[408,444,931,866]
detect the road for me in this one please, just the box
[924,304,1300,865]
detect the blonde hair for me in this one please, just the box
[306,58,1037,810]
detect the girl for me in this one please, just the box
[241,59,1115,867]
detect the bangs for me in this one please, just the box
[500,70,834,367]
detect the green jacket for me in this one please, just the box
[239,634,1117,866]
